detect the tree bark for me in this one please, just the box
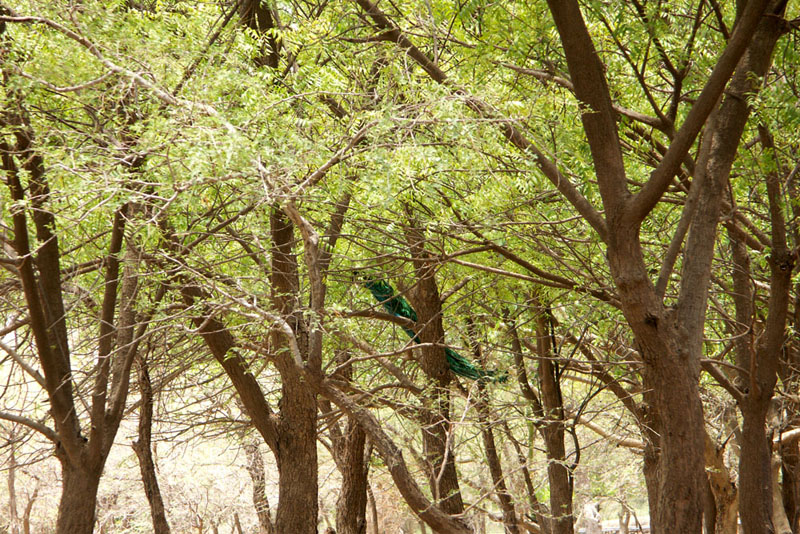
[407,220,465,516]
[271,404,319,534]
[476,387,520,534]
[704,432,738,534]
[132,355,171,534]
[313,375,473,534]
[55,463,102,534]
[269,208,320,534]
[728,12,793,526]
[740,405,775,533]
[243,439,274,534]
[781,430,800,532]
[772,454,793,534]
[535,314,573,534]
[335,418,369,534]
[7,431,20,534]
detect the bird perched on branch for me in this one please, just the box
[360,276,506,382]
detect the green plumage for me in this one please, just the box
[361,277,505,382]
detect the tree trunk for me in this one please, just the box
[772,454,793,534]
[22,483,38,534]
[132,355,171,534]
[407,222,465,516]
[7,432,20,534]
[367,483,379,534]
[476,388,520,534]
[739,404,775,533]
[536,314,573,534]
[641,441,660,531]
[335,418,369,534]
[420,389,464,515]
[243,439,274,534]
[56,462,102,534]
[781,434,800,532]
[704,432,738,534]
[274,366,319,534]
[642,345,706,534]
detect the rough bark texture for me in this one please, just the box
[772,455,793,534]
[335,419,369,534]
[269,209,319,534]
[132,355,171,534]
[407,221,465,516]
[704,433,738,534]
[727,11,793,530]
[536,314,573,534]
[476,387,519,534]
[243,440,274,534]
[271,362,318,534]
[55,463,102,534]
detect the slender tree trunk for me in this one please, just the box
[772,454,793,534]
[704,432,738,534]
[476,388,519,534]
[366,483,379,534]
[420,389,464,515]
[781,433,800,532]
[132,355,171,534]
[56,462,102,534]
[536,314,573,534]
[335,418,369,534]
[22,483,38,534]
[7,432,20,534]
[243,439,274,534]
[508,433,551,533]
[407,221,465,516]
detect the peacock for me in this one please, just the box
[361,276,506,382]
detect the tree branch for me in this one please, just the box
[349,0,607,239]
[0,412,57,443]
[629,0,770,222]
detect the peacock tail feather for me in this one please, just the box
[360,276,506,382]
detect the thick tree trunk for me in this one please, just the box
[274,366,319,534]
[407,222,465,516]
[269,208,320,534]
[739,405,775,533]
[643,346,706,534]
[132,355,171,534]
[335,418,369,534]
[56,462,101,534]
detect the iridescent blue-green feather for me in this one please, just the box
[360,276,505,382]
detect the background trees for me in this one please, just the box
[1,1,798,533]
